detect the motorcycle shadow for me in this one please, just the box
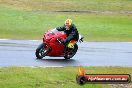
[38,58,77,64]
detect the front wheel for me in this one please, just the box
[35,43,49,59]
[64,44,78,60]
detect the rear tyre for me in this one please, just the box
[35,43,48,59]
[64,44,78,60]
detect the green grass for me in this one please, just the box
[0,66,132,88]
[0,0,132,41]
[1,0,132,11]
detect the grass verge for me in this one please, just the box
[0,66,132,88]
[1,0,132,11]
[0,0,132,41]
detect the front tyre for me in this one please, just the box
[35,43,48,59]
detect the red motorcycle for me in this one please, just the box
[35,30,83,60]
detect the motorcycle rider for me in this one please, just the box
[51,19,79,48]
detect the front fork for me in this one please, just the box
[42,43,51,57]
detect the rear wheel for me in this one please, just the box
[35,43,49,59]
[64,44,78,60]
